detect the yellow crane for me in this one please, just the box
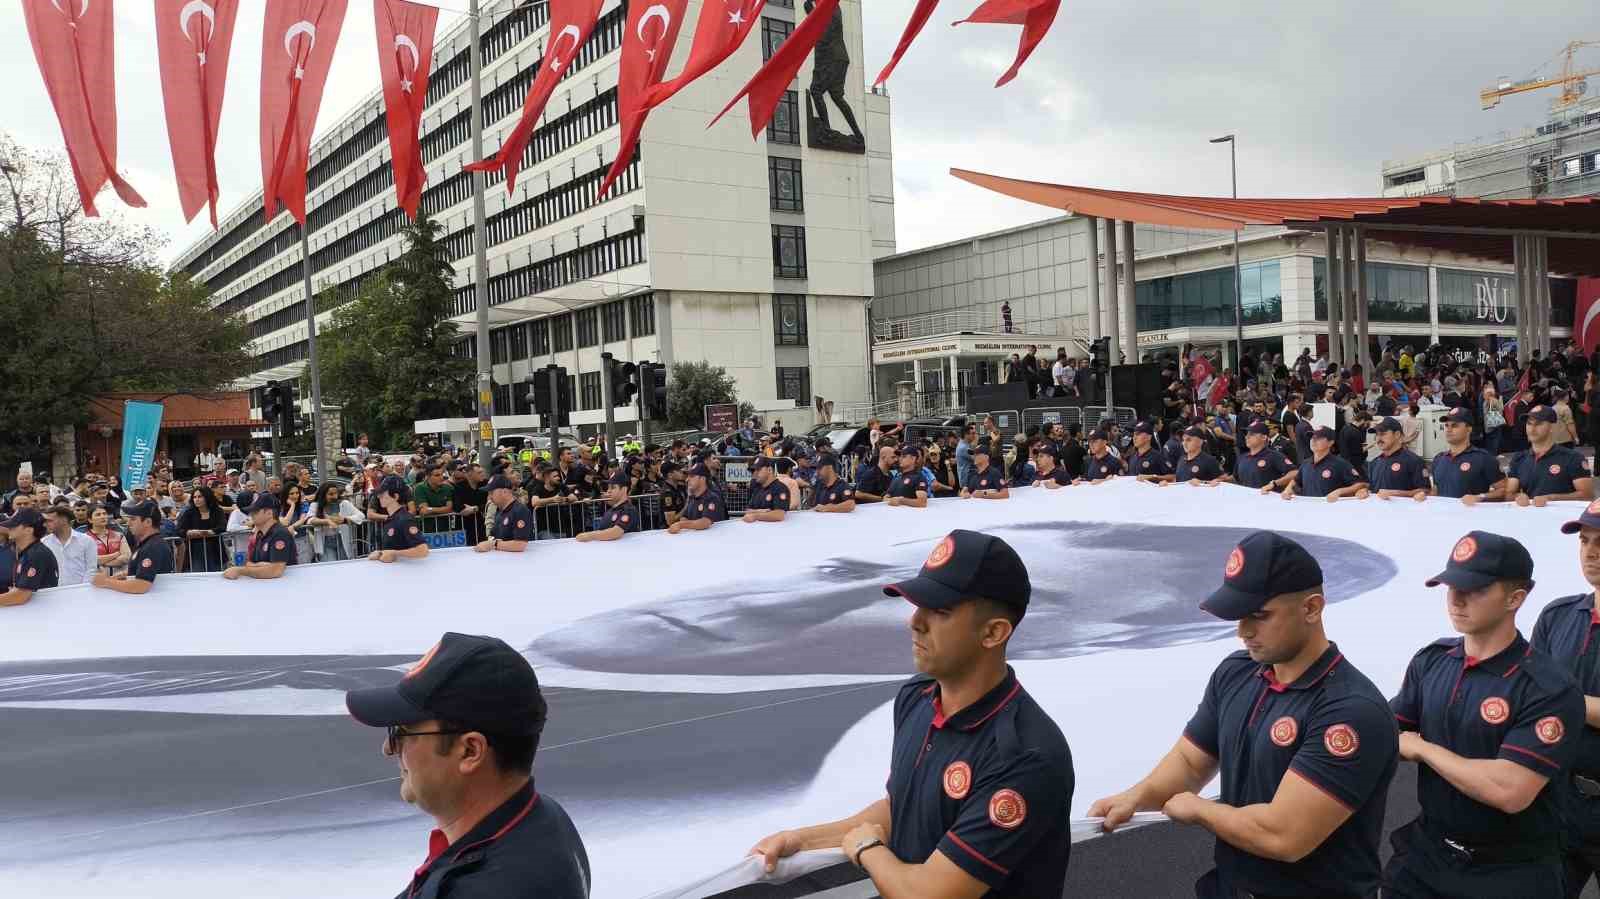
[1481,40,1600,112]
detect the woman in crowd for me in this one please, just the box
[279,483,310,532]
[104,475,127,518]
[926,445,959,495]
[177,485,229,572]
[86,504,128,575]
[1480,382,1506,457]
[305,482,365,561]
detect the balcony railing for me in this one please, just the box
[872,309,1074,343]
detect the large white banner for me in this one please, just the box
[0,480,1589,898]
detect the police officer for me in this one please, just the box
[1077,430,1124,483]
[1364,416,1430,502]
[743,457,791,523]
[960,444,1009,499]
[344,632,590,898]
[886,445,931,508]
[1339,407,1372,468]
[474,475,533,553]
[368,476,429,564]
[1431,408,1507,503]
[1272,427,1367,502]
[1031,445,1073,489]
[576,474,640,542]
[1235,420,1294,490]
[1126,420,1175,484]
[1287,411,1314,466]
[1386,531,1584,897]
[811,455,857,513]
[223,494,297,580]
[1169,425,1224,486]
[91,500,173,594]
[1534,503,1600,897]
[0,507,59,607]
[1508,405,1594,507]
[656,461,686,525]
[751,530,1073,898]
[1090,531,1399,899]
[668,464,728,532]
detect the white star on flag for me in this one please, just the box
[727,9,743,25]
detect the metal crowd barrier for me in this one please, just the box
[164,524,354,572]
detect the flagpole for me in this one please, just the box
[301,224,329,482]
[470,0,494,462]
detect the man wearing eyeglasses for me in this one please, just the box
[346,632,590,898]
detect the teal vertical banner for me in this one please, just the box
[119,400,165,491]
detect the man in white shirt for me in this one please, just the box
[1051,353,1075,397]
[197,446,221,472]
[42,504,98,585]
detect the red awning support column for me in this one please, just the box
[1121,220,1138,367]
[1354,226,1371,372]
[1105,219,1121,364]
[1325,227,1343,366]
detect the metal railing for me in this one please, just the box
[873,310,1075,343]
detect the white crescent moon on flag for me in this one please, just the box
[549,24,582,70]
[395,34,421,73]
[179,0,215,44]
[1581,297,1600,350]
[49,0,90,17]
[284,20,317,60]
[637,4,672,43]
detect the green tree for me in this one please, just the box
[665,360,751,431]
[316,215,474,447]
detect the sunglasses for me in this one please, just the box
[383,724,464,756]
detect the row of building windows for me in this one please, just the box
[1312,259,1577,328]
[1134,260,1284,330]
[769,91,801,146]
[488,294,657,364]
[450,227,647,317]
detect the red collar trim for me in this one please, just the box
[1258,650,1343,693]
[929,678,1023,731]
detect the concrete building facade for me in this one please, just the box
[1382,96,1600,200]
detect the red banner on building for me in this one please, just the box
[1577,278,1600,356]
[261,0,349,225]
[374,0,440,219]
[155,0,241,227]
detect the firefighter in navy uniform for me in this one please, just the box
[886,445,932,508]
[1507,405,1593,506]
[1031,445,1074,489]
[1533,502,1600,898]
[475,476,533,554]
[1364,417,1430,502]
[742,457,791,523]
[0,507,59,607]
[1237,420,1294,491]
[1077,430,1124,483]
[1126,420,1175,484]
[576,474,641,543]
[344,633,590,899]
[960,444,1009,499]
[91,501,174,595]
[369,476,430,564]
[750,530,1074,899]
[1386,531,1584,898]
[811,456,857,513]
[668,464,728,533]
[1169,425,1224,486]
[223,494,297,580]
[1090,531,1399,899]
[1430,408,1507,503]
[1271,427,1366,502]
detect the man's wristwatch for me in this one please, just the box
[851,837,885,869]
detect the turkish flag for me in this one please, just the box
[374,0,439,219]
[597,0,687,200]
[466,0,602,194]
[155,0,240,228]
[21,0,146,217]
[260,0,349,225]
[1578,278,1600,356]
[954,0,1061,87]
[713,0,840,137]
[636,0,764,113]
[1188,353,1214,391]
[874,0,940,86]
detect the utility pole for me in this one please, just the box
[1210,134,1244,369]
[300,227,328,480]
[470,0,493,463]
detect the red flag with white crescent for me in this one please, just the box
[874,0,940,86]
[374,0,439,219]
[260,0,349,225]
[953,0,1061,87]
[597,0,687,200]
[155,0,240,227]
[21,0,147,217]
[1577,278,1600,356]
[465,0,603,194]
[712,0,841,137]
[636,0,764,113]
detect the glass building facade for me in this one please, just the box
[1311,260,1576,328]
[1312,259,1429,322]
[1134,259,1282,330]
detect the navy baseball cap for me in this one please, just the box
[1182,425,1209,440]
[750,456,774,470]
[686,463,711,478]
[1087,429,1109,442]
[1427,531,1534,590]
[485,475,514,492]
[883,530,1031,619]
[1442,407,1474,425]
[607,473,632,487]
[1033,444,1060,461]
[971,442,991,457]
[1561,498,1600,534]
[246,494,279,514]
[1201,531,1325,620]
[1245,420,1269,436]
[0,507,43,529]
[1526,405,1558,423]
[815,455,840,470]
[377,475,410,497]
[898,444,923,458]
[121,501,160,523]
[1310,426,1337,442]
[346,633,548,738]
[1374,417,1403,433]
[1133,420,1155,436]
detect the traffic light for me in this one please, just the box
[280,381,299,436]
[527,368,552,415]
[260,380,284,424]
[553,366,571,427]
[610,358,638,407]
[639,362,668,420]
[1090,337,1110,370]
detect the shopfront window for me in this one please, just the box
[1437,268,1517,328]
[1312,259,1428,323]
[1134,259,1282,330]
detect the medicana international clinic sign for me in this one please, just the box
[119,400,164,491]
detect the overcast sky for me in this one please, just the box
[0,0,1591,264]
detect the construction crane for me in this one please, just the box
[1481,40,1600,113]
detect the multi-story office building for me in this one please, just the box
[172,0,894,440]
[1382,96,1600,200]
[871,217,1577,405]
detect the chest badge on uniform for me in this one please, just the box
[1257,459,1267,468]
[1536,716,1565,744]
[1480,696,1510,725]
[274,540,286,550]
[943,761,971,799]
[988,788,1026,830]
[1460,462,1471,472]
[141,558,153,569]
[1321,469,1332,479]
[1452,536,1477,562]
[386,528,395,537]
[1269,716,1297,747]
[1550,464,1563,476]
[1390,462,1402,472]
[27,568,36,578]
[1323,723,1359,757]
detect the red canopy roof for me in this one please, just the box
[949,168,1600,277]
[86,393,264,430]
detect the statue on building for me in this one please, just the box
[804,0,865,154]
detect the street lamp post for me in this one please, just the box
[1210,134,1243,370]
